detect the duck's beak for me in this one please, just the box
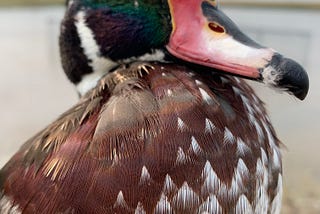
[166,0,309,100]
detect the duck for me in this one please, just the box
[0,0,308,213]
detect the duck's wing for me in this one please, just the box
[0,63,282,214]
[0,73,106,213]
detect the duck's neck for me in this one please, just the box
[60,1,171,96]
[75,8,167,95]
[75,49,166,96]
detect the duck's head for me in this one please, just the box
[60,0,309,99]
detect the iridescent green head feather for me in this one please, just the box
[80,0,171,48]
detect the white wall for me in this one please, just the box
[0,7,77,166]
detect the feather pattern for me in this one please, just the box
[0,63,282,213]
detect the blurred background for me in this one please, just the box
[0,0,319,213]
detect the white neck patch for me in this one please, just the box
[74,11,166,96]
[121,49,166,64]
[75,11,117,95]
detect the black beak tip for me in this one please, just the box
[278,58,309,100]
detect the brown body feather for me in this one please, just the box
[0,63,282,213]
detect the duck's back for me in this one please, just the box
[0,63,282,214]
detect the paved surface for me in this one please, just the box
[0,6,319,213]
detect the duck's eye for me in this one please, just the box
[208,22,225,33]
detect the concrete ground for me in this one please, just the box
[0,6,319,213]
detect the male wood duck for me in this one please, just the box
[0,0,309,213]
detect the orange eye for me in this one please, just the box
[208,22,225,33]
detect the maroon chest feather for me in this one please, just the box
[0,63,282,213]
